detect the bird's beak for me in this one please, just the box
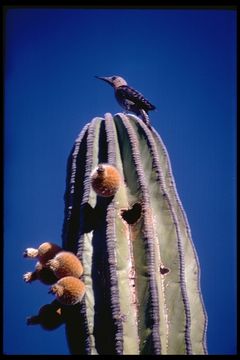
[95,76,114,86]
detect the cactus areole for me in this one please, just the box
[61,113,207,355]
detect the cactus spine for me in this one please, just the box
[62,113,207,355]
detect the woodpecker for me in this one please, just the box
[95,75,155,128]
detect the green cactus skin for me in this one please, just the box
[61,113,207,355]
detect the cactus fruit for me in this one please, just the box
[49,276,86,305]
[23,242,62,265]
[47,251,84,279]
[26,301,64,330]
[23,245,85,330]
[90,163,122,197]
[61,113,207,355]
[23,261,58,285]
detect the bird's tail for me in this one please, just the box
[139,109,151,129]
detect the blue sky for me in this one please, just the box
[4,8,236,355]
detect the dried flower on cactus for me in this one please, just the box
[23,261,58,285]
[49,276,86,305]
[47,251,83,279]
[90,163,122,197]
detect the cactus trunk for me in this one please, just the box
[61,113,207,355]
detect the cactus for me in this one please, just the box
[61,113,207,355]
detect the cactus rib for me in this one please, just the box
[151,127,208,354]
[118,114,161,354]
[131,115,192,353]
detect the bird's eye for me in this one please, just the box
[112,76,116,80]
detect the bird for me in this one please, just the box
[95,75,156,128]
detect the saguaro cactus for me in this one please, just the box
[61,113,207,355]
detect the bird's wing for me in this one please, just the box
[116,85,156,111]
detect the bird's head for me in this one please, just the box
[95,75,127,88]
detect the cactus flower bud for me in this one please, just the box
[47,251,83,279]
[23,242,62,265]
[91,163,122,197]
[26,302,63,330]
[49,276,86,305]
